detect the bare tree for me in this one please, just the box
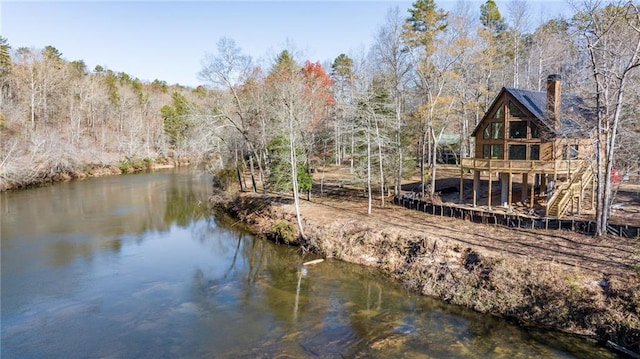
[573,0,640,235]
[371,6,413,197]
[199,38,267,190]
[507,0,530,87]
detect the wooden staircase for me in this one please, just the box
[546,162,593,218]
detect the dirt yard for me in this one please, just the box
[304,165,638,278]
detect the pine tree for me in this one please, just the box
[0,36,11,78]
[480,0,507,37]
[403,0,447,54]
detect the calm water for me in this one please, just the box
[1,168,619,358]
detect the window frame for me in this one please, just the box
[508,144,527,160]
[530,144,540,160]
[482,144,504,159]
[509,121,528,139]
[530,121,540,139]
[509,101,526,118]
[483,122,504,140]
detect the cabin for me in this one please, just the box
[459,74,596,217]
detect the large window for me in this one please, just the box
[509,101,526,117]
[531,145,540,160]
[483,144,503,159]
[493,106,504,119]
[483,122,503,139]
[509,121,527,139]
[509,145,526,160]
[531,122,540,138]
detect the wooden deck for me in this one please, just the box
[460,158,584,175]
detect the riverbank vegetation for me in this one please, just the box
[0,42,212,190]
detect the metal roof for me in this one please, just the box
[471,87,596,138]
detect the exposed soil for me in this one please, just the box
[307,165,638,277]
[212,164,640,356]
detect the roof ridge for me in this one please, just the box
[505,86,544,93]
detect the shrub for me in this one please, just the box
[212,167,237,191]
[119,158,152,173]
[119,161,132,173]
[268,220,297,244]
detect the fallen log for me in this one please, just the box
[303,259,324,266]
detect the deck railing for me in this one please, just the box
[546,162,594,217]
[460,158,585,174]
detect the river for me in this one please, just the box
[0,168,620,358]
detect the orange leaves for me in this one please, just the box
[301,61,335,106]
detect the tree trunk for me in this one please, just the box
[249,155,257,193]
[235,146,244,192]
[430,127,437,197]
[288,105,305,239]
[335,119,341,165]
[350,126,355,174]
[395,104,402,197]
[240,147,249,191]
[420,130,427,198]
[367,128,372,215]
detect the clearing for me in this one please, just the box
[291,164,639,278]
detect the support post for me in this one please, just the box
[530,173,535,208]
[501,173,508,207]
[508,172,513,209]
[521,173,528,203]
[591,176,596,210]
[459,164,464,203]
[488,171,493,209]
[473,170,479,207]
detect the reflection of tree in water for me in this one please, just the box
[186,233,278,308]
[48,238,122,267]
[163,178,208,228]
[325,267,410,357]
[181,231,616,358]
[254,240,305,324]
[259,258,413,357]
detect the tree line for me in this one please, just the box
[1,0,638,236]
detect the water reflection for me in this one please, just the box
[1,169,621,358]
[164,175,208,227]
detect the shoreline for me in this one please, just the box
[0,157,191,192]
[210,191,640,357]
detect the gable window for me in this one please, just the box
[531,122,540,138]
[483,122,503,139]
[508,145,526,160]
[483,144,503,159]
[531,145,540,160]
[509,121,527,139]
[509,101,526,117]
[493,106,504,119]
[563,145,578,160]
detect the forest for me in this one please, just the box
[1,0,639,235]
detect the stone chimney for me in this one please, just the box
[546,74,561,131]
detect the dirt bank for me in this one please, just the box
[211,190,640,356]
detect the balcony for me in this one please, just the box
[461,158,585,174]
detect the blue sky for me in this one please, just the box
[1,1,570,87]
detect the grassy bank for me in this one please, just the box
[0,157,190,191]
[211,191,640,357]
